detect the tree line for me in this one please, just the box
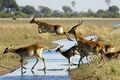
[0,0,120,18]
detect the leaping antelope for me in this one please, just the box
[3,44,47,74]
[30,17,72,41]
[68,20,108,67]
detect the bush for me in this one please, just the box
[0,11,28,18]
[14,11,28,18]
[0,12,13,18]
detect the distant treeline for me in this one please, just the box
[0,0,120,18]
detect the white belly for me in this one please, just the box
[36,48,44,58]
[57,27,63,34]
[29,51,34,56]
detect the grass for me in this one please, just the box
[69,59,120,80]
[0,18,120,78]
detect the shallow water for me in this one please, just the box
[113,22,120,27]
[0,37,96,80]
[0,51,81,80]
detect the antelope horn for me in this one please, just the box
[33,17,36,19]
[60,45,64,48]
[70,20,83,31]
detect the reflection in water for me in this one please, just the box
[0,76,70,80]
[0,38,95,80]
[0,50,80,80]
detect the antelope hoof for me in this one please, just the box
[70,63,73,66]
[67,67,70,71]
[48,49,51,52]
[31,70,35,74]
[21,71,26,76]
[39,32,42,34]
[43,67,46,71]
[68,38,73,41]
[77,64,80,68]
[23,67,26,69]
[31,67,34,71]
[23,71,26,74]
[87,63,90,65]
[98,64,103,68]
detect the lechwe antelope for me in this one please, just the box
[3,44,47,74]
[30,17,72,41]
[104,51,120,60]
[55,45,79,70]
[104,44,115,53]
[98,50,120,67]
[90,37,115,53]
[55,45,90,70]
[68,20,108,67]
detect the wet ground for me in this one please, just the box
[0,50,80,80]
[0,36,96,80]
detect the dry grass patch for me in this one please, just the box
[69,59,120,80]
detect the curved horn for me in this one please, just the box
[68,20,83,33]
[72,20,83,30]
[33,17,35,19]
[60,45,64,48]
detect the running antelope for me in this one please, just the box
[98,50,120,67]
[90,38,115,53]
[68,21,108,67]
[55,45,90,70]
[3,44,47,74]
[104,44,115,53]
[30,17,72,41]
[105,51,120,60]
[55,45,79,70]
[56,45,78,65]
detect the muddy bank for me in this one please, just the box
[0,64,21,75]
[0,60,28,76]
[69,63,97,80]
[69,59,120,80]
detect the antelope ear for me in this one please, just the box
[60,45,64,48]
[33,17,36,20]
[8,45,12,49]
[118,51,120,54]
[74,43,77,46]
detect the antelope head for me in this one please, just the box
[3,45,11,54]
[55,45,64,52]
[68,20,83,34]
[117,51,120,54]
[30,17,36,23]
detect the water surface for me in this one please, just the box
[0,36,95,80]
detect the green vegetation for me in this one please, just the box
[0,0,120,18]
